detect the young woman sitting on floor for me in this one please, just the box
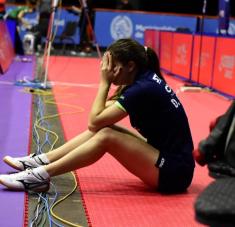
[0,38,195,193]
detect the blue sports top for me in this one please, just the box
[116,71,194,155]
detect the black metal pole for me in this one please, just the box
[196,0,207,83]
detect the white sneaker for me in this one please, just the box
[3,153,47,171]
[0,168,50,192]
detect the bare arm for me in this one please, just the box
[88,52,127,131]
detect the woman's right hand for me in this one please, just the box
[100,52,114,84]
[100,52,120,84]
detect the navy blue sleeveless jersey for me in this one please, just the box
[117,71,194,157]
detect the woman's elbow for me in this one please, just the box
[88,120,110,132]
[88,120,102,132]
[88,123,98,132]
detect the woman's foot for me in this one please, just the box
[0,167,50,192]
[3,153,49,171]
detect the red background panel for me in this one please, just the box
[171,33,193,79]
[212,37,235,96]
[144,30,160,57]
[191,35,216,86]
[144,29,155,48]
[0,21,15,74]
[159,31,173,72]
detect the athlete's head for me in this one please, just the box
[107,38,165,83]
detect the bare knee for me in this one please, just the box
[94,127,116,149]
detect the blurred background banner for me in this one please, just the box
[94,11,197,46]
[4,4,235,47]
[218,0,230,35]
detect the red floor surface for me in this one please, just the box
[48,56,232,227]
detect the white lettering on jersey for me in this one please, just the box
[165,84,172,93]
[152,74,162,84]
[152,74,180,109]
[165,85,180,109]
[171,98,180,108]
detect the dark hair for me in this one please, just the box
[145,46,165,82]
[107,38,165,82]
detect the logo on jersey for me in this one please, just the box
[110,16,133,40]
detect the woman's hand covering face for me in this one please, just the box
[100,52,121,84]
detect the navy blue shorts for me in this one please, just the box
[155,152,195,193]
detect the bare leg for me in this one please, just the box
[46,125,144,162]
[45,127,160,188]
[46,130,95,162]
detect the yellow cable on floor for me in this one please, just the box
[50,171,83,227]
[27,88,84,151]
[24,87,85,227]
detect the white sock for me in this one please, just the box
[33,166,50,180]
